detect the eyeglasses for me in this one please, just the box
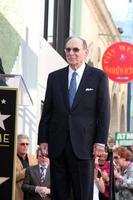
[96,155,107,159]
[64,47,80,53]
[38,154,47,158]
[19,143,29,146]
[113,156,119,159]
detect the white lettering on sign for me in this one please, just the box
[119,140,133,146]
[117,133,126,140]
[126,134,133,140]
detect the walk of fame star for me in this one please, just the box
[0,113,11,131]
[0,177,9,185]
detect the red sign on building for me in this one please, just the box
[102,42,133,83]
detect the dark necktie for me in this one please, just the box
[40,166,46,183]
[69,71,77,107]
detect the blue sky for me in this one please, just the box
[105,0,133,43]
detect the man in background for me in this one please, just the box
[22,147,50,200]
[16,134,37,200]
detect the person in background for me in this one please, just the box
[107,136,115,149]
[95,150,110,200]
[38,36,110,200]
[22,147,50,200]
[94,157,105,200]
[0,58,7,86]
[113,146,133,200]
[16,134,37,200]
[127,146,133,162]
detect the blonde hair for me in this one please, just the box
[113,146,132,161]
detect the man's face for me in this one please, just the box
[65,38,88,70]
[38,151,49,166]
[113,153,120,166]
[98,153,108,166]
[17,138,29,157]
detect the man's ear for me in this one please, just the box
[84,49,89,61]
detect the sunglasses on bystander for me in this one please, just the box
[19,143,29,146]
[113,156,119,159]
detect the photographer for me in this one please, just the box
[94,167,105,200]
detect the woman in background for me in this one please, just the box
[93,167,105,200]
[113,146,133,200]
[95,151,110,200]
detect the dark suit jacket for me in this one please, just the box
[38,64,110,159]
[22,164,50,200]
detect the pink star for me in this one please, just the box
[0,113,11,130]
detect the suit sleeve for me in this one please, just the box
[95,72,110,144]
[38,73,53,145]
[21,167,36,194]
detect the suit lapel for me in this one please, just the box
[34,165,42,185]
[60,65,93,110]
[60,67,69,109]
[43,166,50,186]
[72,65,93,110]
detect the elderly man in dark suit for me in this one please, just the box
[22,148,50,200]
[38,36,110,200]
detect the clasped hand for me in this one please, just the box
[36,186,50,197]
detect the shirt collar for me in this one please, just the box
[17,153,28,161]
[39,164,47,169]
[69,63,86,77]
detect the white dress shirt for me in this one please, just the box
[68,63,86,90]
[68,63,105,148]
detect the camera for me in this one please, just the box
[97,169,102,178]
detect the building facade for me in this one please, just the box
[0,0,128,152]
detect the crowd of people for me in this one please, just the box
[15,134,133,200]
[16,134,51,200]
[93,137,133,200]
